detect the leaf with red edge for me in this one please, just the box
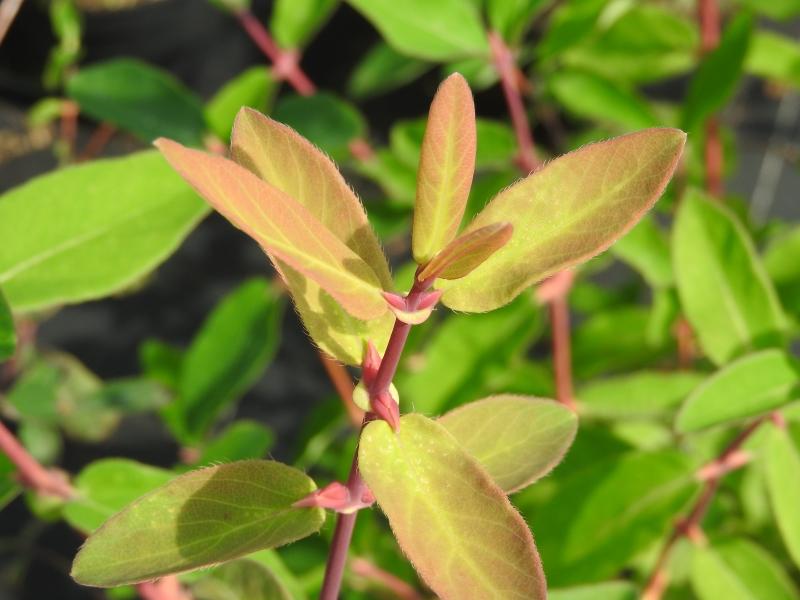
[419,222,513,281]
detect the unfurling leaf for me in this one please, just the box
[155,138,388,321]
[677,350,800,432]
[439,395,577,493]
[764,426,800,569]
[231,107,394,364]
[419,222,513,281]
[359,414,546,600]
[71,460,325,587]
[438,128,686,312]
[412,73,476,264]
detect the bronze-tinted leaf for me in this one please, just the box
[419,222,513,281]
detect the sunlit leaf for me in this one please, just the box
[440,395,577,493]
[0,152,208,313]
[0,289,15,361]
[270,0,337,49]
[231,107,393,364]
[347,41,430,99]
[195,420,274,466]
[359,414,546,599]
[156,139,388,321]
[487,0,548,44]
[677,350,799,432]
[673,191,786,365]
[205,67,276,140]
[549,582,637,600]
[765,225,800,285]
[64,459,173,534]
[71,460,325,587]
[419,222,512,281]
[438,129,685,312]
[67,59,206,146]
[193,558,293,600]
[412,73,476,264]
[737,0,800,22]
[764,426,800,569]
[612,215,673,288]
[346,0,489,61]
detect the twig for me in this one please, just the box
[641,416,769,600]
[59,101,79,161]
[0,0,23,46]
[351,556,424,600]
[77,123,116,162]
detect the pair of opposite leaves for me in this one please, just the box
[156,74,686,366]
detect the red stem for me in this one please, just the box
[235,10,316,96]
[0,420,73,498]
[697,0,723,198]
[77,122,116,162]
[319,275,431,600]
[549,295,576,410]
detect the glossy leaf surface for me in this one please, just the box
[72,461,324,586]
[764,426,800,568]
[438,129,685,312]
[419,222,513,281]
[359,414,546,599]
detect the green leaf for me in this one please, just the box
[549,582,637,600]
[193,558,292,600]
[71,460,325,587]
[19,421,61,465]
[746,31,800,89]
[764,426,800,568]
[612,215,673,288]
[418,222,513,281]
[64,459,173,534]
[0,151,208,313]
[691,539,800,600]
[439,395,577,493]
[195,420,274,466]
[206,67,277,141]
[547,70,658,130]
[359,414,546,599]
[673,191,786,365]
[231,107,393,365]
[270,0,337,49]
[677,350,800,432]
[765,225,800,285]
[346,0,489,61]
[0,288,15,361]
[174,279,283,440]
[0,453,21,512]
[578,370,705,420]
[438,128,686,312]
[271,93,366,162]
[682,14,752,132]
[487,0,547,45]
[90,378,171,414]
[156,139,389,322]
[6,361,61,423]
[67,59,206,146]
[736,0,800,20]
[139,339,183,391]
[347,42,430,99]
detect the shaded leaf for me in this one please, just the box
[737,0,800,20]
[195,420,274,466]
[139,339,183,391]
[193,558,292,600]
[487,0,548,45]
[549,582,637,600]
[765,225,800,285]
[19,421,61,465]
[412,73,476,264]
[439,395,577,493]
[673,191,786,365]
[764,426,800,568]
[746,31,800,89]
[90,378,171,414]
[438,129,685,312]
[206,67,276,140]
[612,214,673,288]
[270,0,337,49]
[419,222,512,281]
[0,152,208,313]
[677,350,799,432]
[156,139,388,321]
[347,41,430,99]
[71,461,325,587]
[0,289,14,360]
[67,59,206,146]
[359,414,546,599]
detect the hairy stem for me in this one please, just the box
[320,276,431,600]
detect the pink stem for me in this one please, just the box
[0,420,73,498]
[697,0,723,198]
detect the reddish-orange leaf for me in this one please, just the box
[419,222,513,281]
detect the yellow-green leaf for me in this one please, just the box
[71,460,324,587]
[412,73,476,264]
[193,558,293,600]
[359,414,546,599]
[155,139,387,322]
[419,222,513,281]
[438,128,686,312]
[764,426,800,569]
[439,395,577,493]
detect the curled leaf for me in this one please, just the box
[419,222,513,281]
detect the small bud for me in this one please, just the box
[371,389,400,432]
[361,340,382,384]
[417,289,444,310]
[293,482,350,510]
[360,487,375,505]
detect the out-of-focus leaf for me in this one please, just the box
[612,215,672,288]
[677,350,799,432]
[19,421,61,465]
[487,0,548,44]
[737,0,800,20]
[0,289,15,361]
[347,41,429,99]
[683,14,751,132]
[359,415,546,599]
[195,420,274,466]
[441,57,498,91]
[691,539,800,600]
[270,0,337,49]
[765,226,800,285]
[231,107,393,365]
[205,67,276,140]
[673,191,786,365]
[438,129,685,312]
[6,362,60,423]
[271,93,366,162]
[418,222,513,280]
[440,395,577,493]
[578,370,704,420]
[90,378,171,414]
[746,31,800,89]
[547,70,657,130]
[139,340,183,391]
[156,139,388,322]
[0,152,208,313]
[764,426,800,568]
[64,459,173,534]
[412,74,476,264]
[71,461,325,587]
[173,279,282,441]
[193,558,292,600]
[355,150,417,206]
[247,549,308,600]
[0,454,21,511]
[549,582,637,600]
[67,59,206,146]
[536,0,606,60]
[346,0,489,61]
